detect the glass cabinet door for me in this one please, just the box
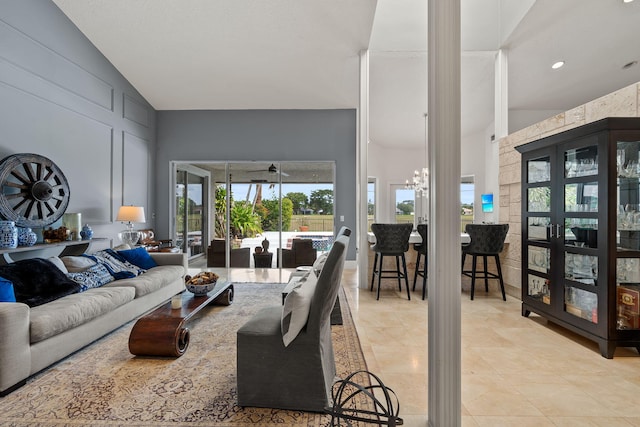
[525,156,552,305]
[616,139,640,331]
[562,145,599,323]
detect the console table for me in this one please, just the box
[0,238,109,265]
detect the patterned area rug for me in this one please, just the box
[0,283,368,426]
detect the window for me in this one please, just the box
[461,177,474,231]
[394,186,415,225]
[367,178,376,231]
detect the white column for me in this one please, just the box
[427,0,462,425]
[495,49,509,139]
[358,49,370,289]
[489,49,508,221]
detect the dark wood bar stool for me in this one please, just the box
[461,223,509,300]
[370,223,413,300]
[412,224,428,300]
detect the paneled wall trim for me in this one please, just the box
[498,81,640,296]
[123,93,150,128]
[1,1,157,242]
[0,18,114,112]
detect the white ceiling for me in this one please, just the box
[53,0,640,149]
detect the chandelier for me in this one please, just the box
[405,113,429,197]
[405,167,429,197]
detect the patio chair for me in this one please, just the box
[207,239,250,267]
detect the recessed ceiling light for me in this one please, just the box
[552,61,565,69]
[623,0,634,3]
[622,60,638,69]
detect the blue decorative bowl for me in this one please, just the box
[186,281,216,296]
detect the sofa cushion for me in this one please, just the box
[101,265,185,298]
[61,255,97,272]
[0,277,16,302]
[30,286,136,343]
[66,263,115,292]
[281,271,317,347]
[0,258,81,307]
[117,247,158,270]
[85,249,144,279]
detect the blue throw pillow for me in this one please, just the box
[117,247,158,270]
[84,250,143,277]
[66,263,115,292]
[0,277,16,302]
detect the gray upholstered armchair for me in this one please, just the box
[236,234,350,412]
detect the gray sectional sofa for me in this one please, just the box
[0,251,187,396]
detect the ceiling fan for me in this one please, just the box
[247,163,289,176]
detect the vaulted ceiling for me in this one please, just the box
[53,0,640,149]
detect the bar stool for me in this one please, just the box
[461,223,509,300]
[412,224,428,300]
[370,223,413,300]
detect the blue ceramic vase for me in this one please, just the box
[80,224,93,240]
[0,221,18,249]
[18,227,37,246]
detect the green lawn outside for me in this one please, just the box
[278,213,474,233]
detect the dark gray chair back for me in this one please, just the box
[464,224,509,255]
[307,234,349,333]
[371,223,412,255]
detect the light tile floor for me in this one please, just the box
[342,269,640,427]
[211,264,640,427]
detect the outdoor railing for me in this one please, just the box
[289,217,334,232]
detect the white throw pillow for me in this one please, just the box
[281,272,317,347]
[61,255,97,272]
[47,256,68,274]
[312,253,329,277]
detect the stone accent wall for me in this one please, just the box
[498,82,640,299]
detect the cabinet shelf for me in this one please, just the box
[0,238,108,264]
[516,117,640,358]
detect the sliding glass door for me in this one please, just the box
[175,165,209,260]
[173,161,335,273]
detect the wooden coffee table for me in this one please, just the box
[128,281,234,357]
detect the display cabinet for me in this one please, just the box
[516,117,640,358]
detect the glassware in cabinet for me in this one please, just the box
[517,117,640,358]
[617,257,640,330]
[564,146,598,178]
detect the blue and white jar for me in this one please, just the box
[0,221,18,249]
[18,227,37,246]
[80,224,93,240]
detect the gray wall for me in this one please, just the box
[1,1,357,260]
[0,0,157,243]
[156,110,357,258]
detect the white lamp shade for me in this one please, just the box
[116,206,146,223]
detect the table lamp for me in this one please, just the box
[116,205,146,246]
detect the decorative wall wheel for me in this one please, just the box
[0,153,70,227]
